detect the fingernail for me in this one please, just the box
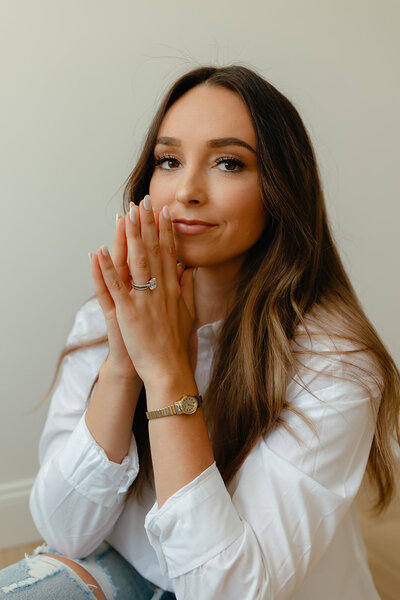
[162,205,170,220]
[143,194,152,210]
[88,252,92,261]
[101,245,109,256]
[116,213,121,225]
[130,204,137,223]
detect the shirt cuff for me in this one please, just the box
[144,462,244,578]
[57,412,139,508]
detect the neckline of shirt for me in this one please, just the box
[196,319,223,340]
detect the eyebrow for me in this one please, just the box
[155,136,256,154]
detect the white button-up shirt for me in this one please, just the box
[30,298,381,599]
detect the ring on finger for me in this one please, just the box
[130,277,157,291]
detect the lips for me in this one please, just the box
[172,218,216,235]
[173,218,215,226]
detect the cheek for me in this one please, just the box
[148,174,157,198]
[228,185,265,224]
[148,174,169,211]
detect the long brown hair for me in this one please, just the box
[39,65,400,513]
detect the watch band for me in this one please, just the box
[146,394,202,420]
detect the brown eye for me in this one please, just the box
[154,156,180,170]
[215,157,245,172]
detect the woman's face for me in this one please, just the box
[149,84,266,270]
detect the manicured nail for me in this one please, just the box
[162,205,170,220]
[130,204,137,223]
[101,245,109,256]
[116,213,121,225]
[88,252,92,262]
[143,194,152,210]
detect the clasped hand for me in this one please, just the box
[89,195,196,388]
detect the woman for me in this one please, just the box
[1,65,399,599]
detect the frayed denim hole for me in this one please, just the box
[32,542,63,557]
[1,556,62,594]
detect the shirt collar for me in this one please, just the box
[196,319,223,341]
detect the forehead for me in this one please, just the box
[157,84,256,146]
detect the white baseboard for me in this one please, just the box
[0,478,42,551]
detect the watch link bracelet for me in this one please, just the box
[146,394,202,420]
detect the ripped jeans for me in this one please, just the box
[0,541,176,599]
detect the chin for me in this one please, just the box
[175,249,201,268]
[175,245,226,270]
[177,257,199,269]
[177,253,206,268]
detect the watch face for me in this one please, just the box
[181,396,198,414]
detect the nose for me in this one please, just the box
[174,163,208,206]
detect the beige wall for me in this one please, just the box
[0,0,399,542]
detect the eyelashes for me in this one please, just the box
[153,154,245,172]
[215,156,245,172]
[153,155,180,169]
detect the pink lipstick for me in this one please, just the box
[173,218,216,235]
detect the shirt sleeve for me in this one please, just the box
[144,334,381,599]
[29,298,139,558]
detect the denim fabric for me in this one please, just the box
[0,541,176,599]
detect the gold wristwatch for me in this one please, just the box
[146,394,202,420]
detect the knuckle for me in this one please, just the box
[135,255,148,270]
[167,244,176,257]
[149,242,161,257]
[109,278,124,291]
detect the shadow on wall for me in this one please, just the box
[356,460,400,600]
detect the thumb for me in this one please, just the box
[180,267,195,320]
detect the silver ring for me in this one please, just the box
[130,277,157,291]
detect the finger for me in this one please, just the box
[126,202,141,268]
[89,251,132,360]
[125,196,162,289]
[89,251,115,316]
[139,195,163,278]
[177,261,186,282]
[153,208,160,235]
[125,202,152,288]
[96,245,135,313]
[180,267,195,320]
[112,213,131,288]
[159,204,180,295]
